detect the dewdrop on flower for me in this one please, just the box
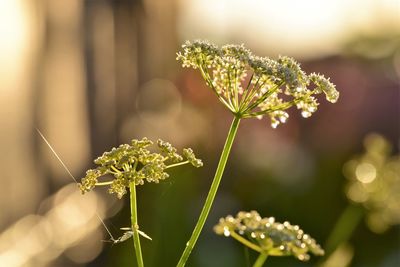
[79,137,203,199]
[214,211,324,261]
[177,40,339,128]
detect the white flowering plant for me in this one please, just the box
[176,40,338,266]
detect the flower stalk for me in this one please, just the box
[253,254,268,267]
[177,116,241,266]
[129,181,144,267]
[319,204,363,264]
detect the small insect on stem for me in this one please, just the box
[103,229,133,244]
[103,227,152,244]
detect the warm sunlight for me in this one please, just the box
[178,0,400,58]
[0,0,30,87]
[0,0,398,266]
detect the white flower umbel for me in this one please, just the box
[177,40,339,128]
[214,211,324,263]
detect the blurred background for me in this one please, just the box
[0,0,399,266]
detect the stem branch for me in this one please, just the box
[230,231,262,253]
[165,161,189,169]
[95,181,113,186]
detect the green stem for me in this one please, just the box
[230,231,262,253]
[129,181,144,267]
[111,165,122,173]
[241,100,297,119]
[244,246,251,267]
[253,253,268,267]
[323,204,364,258]
[234,69,239,110]
[238,74,257,111]
[242,82,283,113]
[198,63,235,112]
[177,116,241,266]
[95,181,113,186]
[165,161,189,169]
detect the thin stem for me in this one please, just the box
[95,181,113,186]
[111,165,122,173]
[323,204,364,258]
[240,78,265,111]
[238,74,256,111]
[234,69,239,110]
[252,253,268,267]
[226,71,234,109]
[165,161,189,169]
[177,116,241,266]
[230,231,262,253]
[244,246,251,267]
[241,82,282,114]
[198,62,235,112]
[129,181,144,267]
[241,99,297,119]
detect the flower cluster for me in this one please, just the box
[214,211,324,261]
[79,137,202,199]
[177,40,339,128]
[343,134,400,233]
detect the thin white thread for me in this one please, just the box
[36,128,115,240]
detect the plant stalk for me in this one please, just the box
[323,204,364,258]
[253,253,268,267]
[177,116,241,266]
[230,231,262,253]
[130,181,144,267]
